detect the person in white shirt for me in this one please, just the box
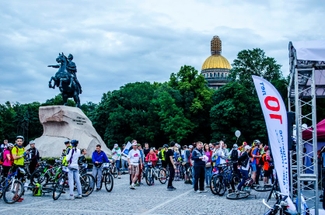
[66,139,82,200]
[112,143,122,179]
[127,140,142,189]
[216,141,228,164]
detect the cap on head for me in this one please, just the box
[245,145,251,151]
[253,139,261,145]
[114,143,118,148]
[189,145,193,149]
[233,144,238,149]
[30,140,35,145]
[163,144,168,148]
[6,143,14,148]
[16,135,24,141]
[70,139,79,147]
[64,140,70,145]
[132,142,137,146]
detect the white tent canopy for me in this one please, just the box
[292,41,325,61]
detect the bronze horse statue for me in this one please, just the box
[48,53,81,107]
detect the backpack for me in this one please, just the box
[259,154,265,166]
[33,183,43,196]
[230,149,238,161]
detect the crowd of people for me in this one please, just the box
[0,136,274,202]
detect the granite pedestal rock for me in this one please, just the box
[34,105,111,157]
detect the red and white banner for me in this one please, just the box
[252,75,295,210]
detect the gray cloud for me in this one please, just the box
[0,0,324,104]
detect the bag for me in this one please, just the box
[33,183,42,196]
[205,162,212,168]
[230,149,238,161]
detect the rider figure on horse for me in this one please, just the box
[48,53,82,94]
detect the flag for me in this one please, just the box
[252,75,296,211]
[121,141,132,157]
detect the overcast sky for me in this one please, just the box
[1,0,324,105]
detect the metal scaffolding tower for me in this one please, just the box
[288,41,325,214]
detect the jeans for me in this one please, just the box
[92,166,103,189]
[237,169,249,191]
[115,159,121,172]
[121,159,127,171]
[205,167,212,186]
[68,168,82,196]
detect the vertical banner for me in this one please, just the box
[252,75,295,210]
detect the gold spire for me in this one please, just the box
[211,36,222,55]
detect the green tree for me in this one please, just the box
[169,65,213,142]
[211,48,286,145]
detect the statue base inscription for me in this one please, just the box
[34,105,111,157]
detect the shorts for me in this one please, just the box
[263,169,272,177]
[129,164,139,175]
[251,164,257,172]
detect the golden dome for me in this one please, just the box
[201,36,231,70]
[202,55,231,70]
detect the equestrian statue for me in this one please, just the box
[48,53,82,107]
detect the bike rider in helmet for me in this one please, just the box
[66,139,82,200]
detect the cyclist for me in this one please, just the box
[145,148,158,167]
[66,139,82,200]
[27,140,40,176]
[251,139,262,185]
[236,145,251,192]
[158,144,168,170]
[92,144,109,191]
[111,143,122,179]
[2,143,14,177]
[11,135,27,202]
[128,140,142,189]
[62,140,72,166]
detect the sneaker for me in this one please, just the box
[96,188,100,192]
[118,176,121,179]
[196,190,201,193]
[171,186,176,190]
[66,195,74,200]
[130,185,135,190]
[200,190,207,193]
[75,195,82,199]
[135,183,140,187]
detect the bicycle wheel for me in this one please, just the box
[253,184,273,192]
[145,168,154,186]
[81,174,95,197]
[30,170,49,186]
[210,175,218,195]
[53,175,66,200]
[104,173,114,192]
[158,168,167,184]
[3,180,24,204]
[216,176,226,196]
[226,191,249,200]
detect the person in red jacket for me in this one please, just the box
[145,148,158,167]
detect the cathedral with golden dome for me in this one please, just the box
[201,36,231,89]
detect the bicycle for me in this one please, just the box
[210,162,240,196]
[262,191,297,215]
[226,177,256,200]
[145,162,167,186]
[52,165,95,200]
[30,159,63,187]
[95,163,114,192]
[110,160,118,178]
[0,167,25,204]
